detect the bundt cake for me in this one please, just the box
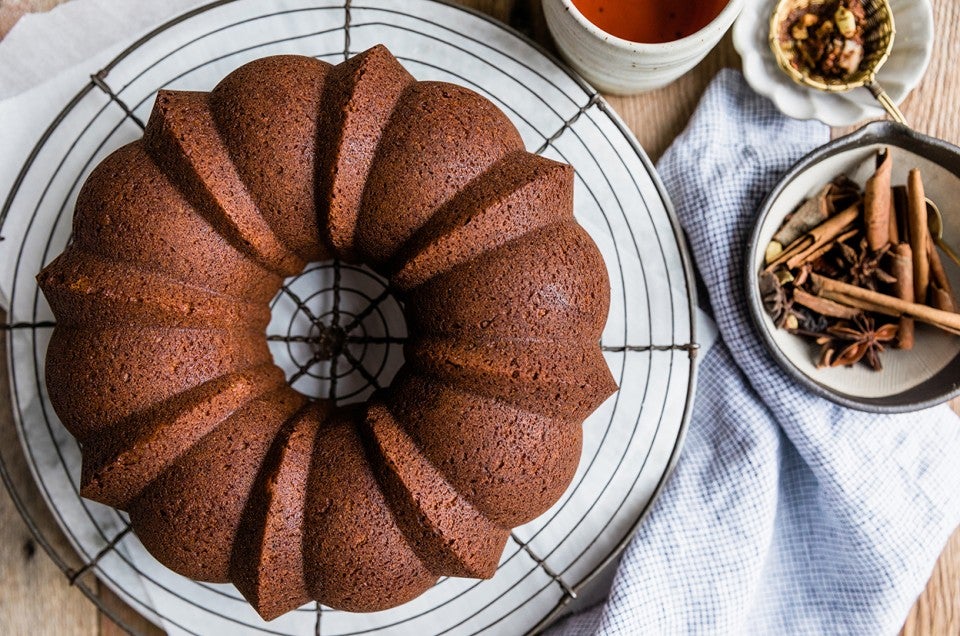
[37,45,617,620]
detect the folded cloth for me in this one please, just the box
[552,69,960,635]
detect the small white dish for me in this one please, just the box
[746,122,960,412]
[733,0,934,126]
[543,0,744,94]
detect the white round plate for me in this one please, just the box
[733,0,934,126]
[0,1,696,634]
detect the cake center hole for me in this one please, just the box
[267,261,406,405]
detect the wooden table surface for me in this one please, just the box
[1,0,958,633]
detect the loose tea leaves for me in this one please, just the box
[783,0,867,79]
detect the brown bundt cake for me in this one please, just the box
[37,45,617,620]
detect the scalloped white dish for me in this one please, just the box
[733,0,933,126]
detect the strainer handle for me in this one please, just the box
[865,80,908,126]
[934,236,960,269]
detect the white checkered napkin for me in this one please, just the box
[552,70,960,635]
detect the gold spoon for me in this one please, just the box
[926,198,960,268]
[769,0,907,125]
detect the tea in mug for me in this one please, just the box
[571,0,729,43]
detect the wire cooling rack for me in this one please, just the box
[0,1,698,634]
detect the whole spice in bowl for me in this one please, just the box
[759,149,960,372]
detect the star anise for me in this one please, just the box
[759,270,792,327]
[834,237,896,290]
[818,314,898,371]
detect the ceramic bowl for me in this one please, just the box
[733,0,933,126]
[746,121,960,411]
[543,0,744,94]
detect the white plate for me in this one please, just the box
[0,1,697,634]
[733,0,934,126]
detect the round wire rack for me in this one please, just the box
[0,1,699,634]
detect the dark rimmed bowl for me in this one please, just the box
[746,121,960,412]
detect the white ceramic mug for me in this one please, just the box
[543,0,744,94]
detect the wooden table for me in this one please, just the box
[1,0,958,633]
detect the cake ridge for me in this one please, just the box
[143,89,305,277]
[69,141,283,303]
[128,385,308,582]
[386,369,584,527]
[38,247,271,330]
[406,220,610,343]
[314,45,415,262]
[208,55,333,263]
[354,80,525,266]
[402,216,571,292]
[387,150,574,290]
[230,400,328,619]
[302,410,437,611]
[406,335,616,422]
[361,402,508,578]
[45,324,273,441]
[80,362,286,510]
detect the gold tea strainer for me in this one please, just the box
[769,0,907,124]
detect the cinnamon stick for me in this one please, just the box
[811,273,960,335]
[889,243,915,349]
[927,234,956,312]
[825,291,907,319]
[800,228,859,268]
[931,288,955,313]
[864,149,892,251]
[888,187,899,244]
[792,287,862,320]
[767,205,860,270]
[907,169,930,303]
[773,183,832,247]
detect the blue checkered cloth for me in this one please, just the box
[551,69,960,635]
